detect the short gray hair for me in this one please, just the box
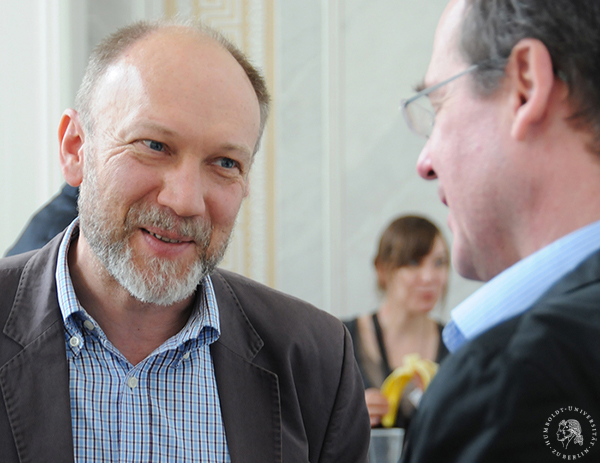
[460,0,600,153]
[75,18,270,152]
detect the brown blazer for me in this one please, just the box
[0,233,370,462]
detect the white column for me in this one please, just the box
[321,0,346,316]
[0,0,78,254]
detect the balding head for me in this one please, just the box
[76,19,270,154]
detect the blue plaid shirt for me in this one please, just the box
[56,220,230,462]
[444,219,600,352]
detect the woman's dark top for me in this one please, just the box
[344,313,449,429]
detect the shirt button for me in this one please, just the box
[69,336,80,347]
[127,377,138,389]
[183,352,190,360]
[83,320,95,331]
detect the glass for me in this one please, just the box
[369,428,405,463]
[401,64,479,138]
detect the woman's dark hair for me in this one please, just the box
[373,215,449,290]
[460,0,600,153]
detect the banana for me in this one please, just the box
[380,353,439,428]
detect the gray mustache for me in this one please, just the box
[125,203,212,246]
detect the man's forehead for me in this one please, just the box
[93,29,247,108]
[425,0,467,87]
[89,61,145,121]
[101,61,144,89]
[120,28,226,71]
[94,29,218,94]
[88,26,260,152]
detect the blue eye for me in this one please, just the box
[219,158,237,169]
[143,140,165,152]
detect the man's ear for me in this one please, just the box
[506,38,556,140]
[58,109,86,187]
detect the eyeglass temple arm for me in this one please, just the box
[402,64,479,107]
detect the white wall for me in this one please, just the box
[0,0,481,320]
[0,0,90,252]
[275,0,482,319]
[1,0,64,252]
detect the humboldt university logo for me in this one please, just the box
[543,406,597,459]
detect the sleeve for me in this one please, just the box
[317,324,371,463]
[4,184,78,257]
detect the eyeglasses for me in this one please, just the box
[401,64,479,138]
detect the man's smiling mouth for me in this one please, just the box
[145,230,184,244]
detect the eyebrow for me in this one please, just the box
[137,121,179,138]
[137,122,253,156]
[220,142,254,157]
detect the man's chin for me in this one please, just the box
[100,248,204,305]
[95,225,229,305]
[128,286,198,306]
[119,266,205,306]
[452,244,483,282]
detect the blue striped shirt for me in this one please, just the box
[56,220,230,462]
[443,219,600,352]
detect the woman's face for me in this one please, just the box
[382,236,449,314]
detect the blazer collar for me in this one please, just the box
[542,247,600,299]
[210,270,264,361]
[1,232,75,462]
[3,232,65,345]
[210,270,283,462]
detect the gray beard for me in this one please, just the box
[78,166,229,306]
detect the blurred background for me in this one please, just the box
[0,0,481,320]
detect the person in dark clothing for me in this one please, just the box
[399,1,600,461]
[5,184,79,256]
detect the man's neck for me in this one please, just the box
[511,119,600,263]
[67,235,195,365]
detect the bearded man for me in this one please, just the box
[0,20,369,462]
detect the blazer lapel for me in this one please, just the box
[210,271,282,463]
[0,236,74,462]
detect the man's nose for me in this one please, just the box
[416,146,437,180]
[157,159,206,218]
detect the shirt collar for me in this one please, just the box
[443,219,600,352]
[55,219,221,350]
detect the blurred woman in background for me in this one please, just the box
[345,215,450,428]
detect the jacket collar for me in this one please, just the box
[1,232,75,462]
[537,247,600,303]
[210,270,282,462]
[3,232,65,345]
